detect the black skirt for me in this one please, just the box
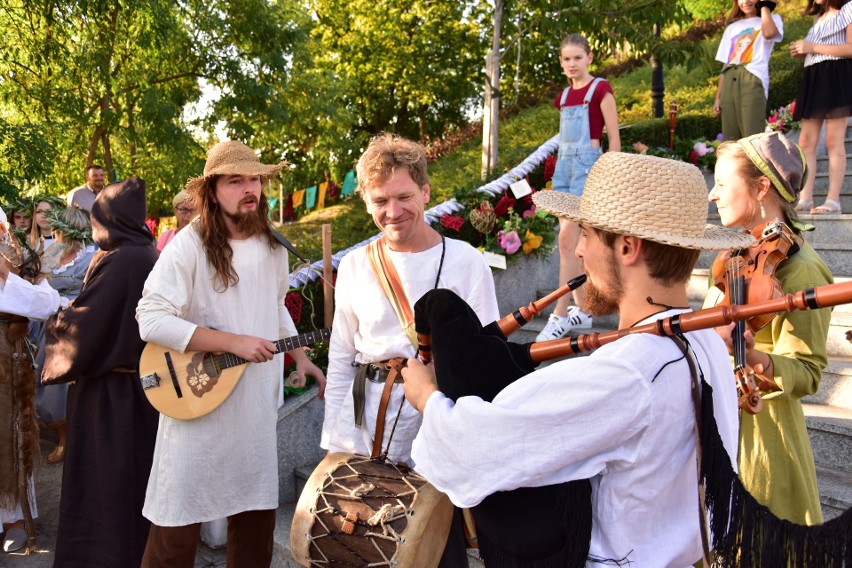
[793,58,852,120]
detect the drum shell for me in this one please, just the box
[291,452,453,568]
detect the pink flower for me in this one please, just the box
[497,230,521,255]
[789,100,796,115]
[693,142,710,157]
[522,205,537,218]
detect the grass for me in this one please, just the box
[280,6,811,268]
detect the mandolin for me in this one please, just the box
[139,328,331,420]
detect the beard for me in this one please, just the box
[223,198,268,238]
[582,254,623,317]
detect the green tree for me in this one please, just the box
[309,0,490,141]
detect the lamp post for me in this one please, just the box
[669,100,679,150]
[650,23,664,118]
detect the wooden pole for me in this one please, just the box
[322,224,333,328]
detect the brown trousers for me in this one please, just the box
[141,508,276,568]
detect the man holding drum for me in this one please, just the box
[403,152,748,566]
[320,133,499,565]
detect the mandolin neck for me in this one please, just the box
[218,329,330,370]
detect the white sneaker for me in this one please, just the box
[534,308,592,342]
[535,313,570,342]
[565,306,592,330]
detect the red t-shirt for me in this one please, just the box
[552,79,614,141]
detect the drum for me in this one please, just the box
[291,452,453,567]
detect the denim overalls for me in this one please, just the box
[551,78,604,196]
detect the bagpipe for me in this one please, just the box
[413,277,852,566]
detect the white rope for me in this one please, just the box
[288,134,559,289]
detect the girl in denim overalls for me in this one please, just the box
[536,34,620,342]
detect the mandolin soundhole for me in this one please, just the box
[185,352,221,398]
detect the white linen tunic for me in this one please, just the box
[136,226,296,526]
[412,311,740,567]
[321,238,499,465]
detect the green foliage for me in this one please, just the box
[618,113,721,149]
[0,120,56,200]
[309,0,490,142]
[681,0,729,20]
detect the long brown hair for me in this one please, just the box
[196,175,278,291]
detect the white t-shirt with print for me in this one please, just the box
[715,14,784,97]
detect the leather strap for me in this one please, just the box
[366,238,417,348]
[371,358,405,459]
[352,364,369,428]
[670,334,712,567]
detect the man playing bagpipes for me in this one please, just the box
[320,134,500,565]
[402,152,754,566]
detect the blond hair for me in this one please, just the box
[355,133,429,196]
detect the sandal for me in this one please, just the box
[794,199,813,212]
[810,199,842,214]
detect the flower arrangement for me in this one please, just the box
[631,134,722,171]
[433,159,557,266]
[766,101,799,134]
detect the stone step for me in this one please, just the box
[802,356,852,407]
[804,404,852,480]
[809,175,852,203]
[815,465,852,521]
[815,154,852,174]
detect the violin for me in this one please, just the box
[709,220,802,414]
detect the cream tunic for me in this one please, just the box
[136,226,296,526]
[321,238,499,465]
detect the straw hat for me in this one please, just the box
[533,152,755,250]
[185,141,286,196]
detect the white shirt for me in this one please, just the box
[412,311,740,567]
[136,226,297,525]
[321,238,499,465]
[0,272,60,320]
[716,15,784,97]
[804,2,852,66]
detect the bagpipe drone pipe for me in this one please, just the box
[414,279,852,567]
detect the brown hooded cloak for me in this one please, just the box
[42,177,159,568]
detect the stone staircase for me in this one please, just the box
[269,124,851,566]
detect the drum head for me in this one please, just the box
[291,452,453,568]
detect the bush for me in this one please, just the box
[615,113,721,149]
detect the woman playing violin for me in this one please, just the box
[705,131,832,525]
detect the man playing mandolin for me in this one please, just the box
[403,152,753,566]
[136,141,325,567]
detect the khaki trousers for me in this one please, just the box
[720,65,767,140]
[141,508,276,568]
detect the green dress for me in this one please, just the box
[707,239,831,525]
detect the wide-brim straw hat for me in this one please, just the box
[533,152,755,251]
[185,141,286,196]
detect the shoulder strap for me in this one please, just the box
[669,334,712,567]
[559,86,571,107]
[583,77,603,105]
[270,226,309,264]
[366,237,418,348]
